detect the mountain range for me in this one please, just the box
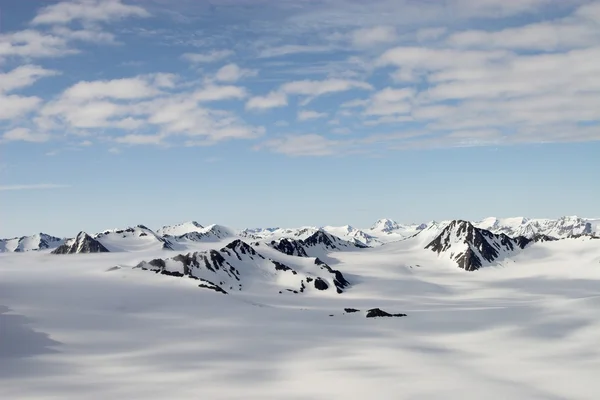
[2,215,599,273]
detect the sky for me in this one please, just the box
[1,0,599,237]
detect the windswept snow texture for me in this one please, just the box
[2,227,600,399]
[425,220,530,271]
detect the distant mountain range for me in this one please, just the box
[2,216,599,273]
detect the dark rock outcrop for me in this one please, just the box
[315,258,350,293]
[425,220,531,271]
[366,308,407,318]
[52,232,110,254]
[313,278,329,290]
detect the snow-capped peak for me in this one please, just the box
[157,221,204,236]
[370,218,400,233]
[425,220,530,271]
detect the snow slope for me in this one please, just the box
[94,225,173,252]
[2,234,600,399]
[156,221,204,236]
[0,233,64,253]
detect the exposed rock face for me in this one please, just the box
[133,239,350,295]
[313,278,329,290]
[314,258,350,293]
[269,238,309,257]
[366,308,407,318]
[52,232,110,254]
[425,220,531,271]
[268,230,366,258]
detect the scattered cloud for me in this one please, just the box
[298,110,328,121]
[246,91,288,110]
[257,134,342,156]
[115,133,164,145]
[258,45,331,58]
[0,183,70,191]
[31,0,149,25]
[2,128,51,143]
[351,26,397,47]
[0,65,59,93]
[215,64,258,82]
[61,77,161,101]
[0,95,44,120]
[181,50,234,63]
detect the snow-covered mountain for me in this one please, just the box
[133,239,350,294]
[94,225,174,252]
[0,233,64,253]
[321,225,383,247]
[475,216,599,239]
[52,232,109,254]
[425,220,531,271]
[367,218,429,243]
[166,224,236,244]
[156,221,204,237]
[266,230,367,258]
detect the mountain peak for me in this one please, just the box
[370,218,400,233]
[426,220,530,271]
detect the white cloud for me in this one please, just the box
[364,87,414,116]
[281,79,372,97]
[447,17,600,51]
[0,29,74,59]
[298,110,328,121]
[247,78,372,110]
[193,85,247,102]
[0,95,43,120]
[31,0,149,25]
[258,45,331,58]
[257,134,341,156]
[351,26,397,47]
[181,50,234,63]
[416,27,447,42]
[0,65,58,93]
[215,64,257,82]
[2,128,51,143]
[62,77,160,100]
[50,26,117,44]
[115,134,164,145]
[246,91,288,110]
[0,183,70,191]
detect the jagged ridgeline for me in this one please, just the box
[133,239,350,295]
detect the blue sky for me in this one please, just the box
[1,0,599,237]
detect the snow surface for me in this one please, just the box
[156,221,204,237]
[2,230,600,399]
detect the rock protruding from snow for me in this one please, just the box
[475,215,598,239]
[134,239,351,295]
[0,233,64,253]
[269,238,309,257]
[365,308,407,318]
[425,220,531,271]
[268,230,367,258]
[370,219,401,233]
[166,224,236,244]
[52,232,110,254]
